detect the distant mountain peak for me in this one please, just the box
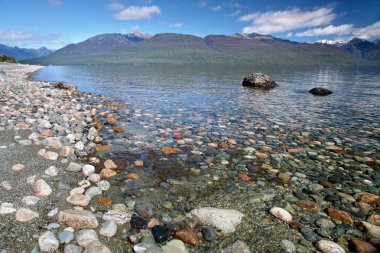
[126,31,152,39]
[0,44,53,60]
[314,39,348,45]
[348,37,372,45]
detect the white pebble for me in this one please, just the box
[85,186,102,199]
[45,166,59,177]
[22,196,41,206]
[70,187,85,196]
[1,181,12,190]
[11,164,25,171]
[315,240,346,253]
[82,164,95,176]
[78,180,91,188]
[88,173,100,183]
[27,175,36,185]
[0,202,17,215]
[39,231,59,252]
[269,207,293,223]
[97,180,110,191]
[76,229,98,247]
[99,220,117,238]
[48,208,59,217]
[15,208,39,222]
[34,179,52,196]
[75,141,84,151]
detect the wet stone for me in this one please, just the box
[350,239,377,253]
[99,220,117,238]
[133,242,164,253]
[58,230,75,244]
[175,228,200,246]
[84,240,112,253]
[64,244,83,253]
[280,240,296,253]
[152,225,169,243]
[315,240,346,253]
[130,214,148,229]
[299,227,319,242]
[135,200,155,218]
[221,240,251,253]
[202,226,218,242]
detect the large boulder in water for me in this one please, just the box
[309,87,332,96]
[242,73,278,89]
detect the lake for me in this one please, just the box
[33,64,380,135]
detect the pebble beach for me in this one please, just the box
[0,62,379,253]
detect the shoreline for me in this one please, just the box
[0,62,379,253]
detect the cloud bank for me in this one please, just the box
[240,7,335,34]
[239,6,380,40]
[111,3,161,21]
[0,29,65,48]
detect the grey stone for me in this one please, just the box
[66,162,82,172]
[58,209,99,229]
[133,242,164,253]
[15,208,39,222]
[242,73,278,89]
[135,200,155,218]
[99,220,117,238]
[76,229,98,247]
[280,240,296,253]
[315,240,346,253]
[64,244,83,253]
[58,230,74,244]
[189,207,244,234]
[0,202,16,214]
[102,210,133,225]
[38,231,59,252]
[83,241,111,253]
[221,240,251,253]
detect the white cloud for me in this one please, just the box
[240,7,335,34]
[113,5,161,20]
[293,21,380,40]
[0,29,66,48]
[169,23,183,28]
[354,21,380,40]
[296,24,354,37]
[0,29,34,42]
[211,5,222,11]
[49,0,61,6]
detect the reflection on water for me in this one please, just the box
[33,64,380,143]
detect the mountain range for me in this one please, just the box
[17,32,380,65]
[0,44,53,60]
[314,38,380,61]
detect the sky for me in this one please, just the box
[0,0,380,49]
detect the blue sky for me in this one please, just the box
[0,0,379,49]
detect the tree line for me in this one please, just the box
[0,54,17,63]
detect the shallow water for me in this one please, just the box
[33,64,380,137]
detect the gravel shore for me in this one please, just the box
[0,63,379,253]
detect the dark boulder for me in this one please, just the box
[53,82,77,91]
[242,73,278,89]
[309,87,332,96]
